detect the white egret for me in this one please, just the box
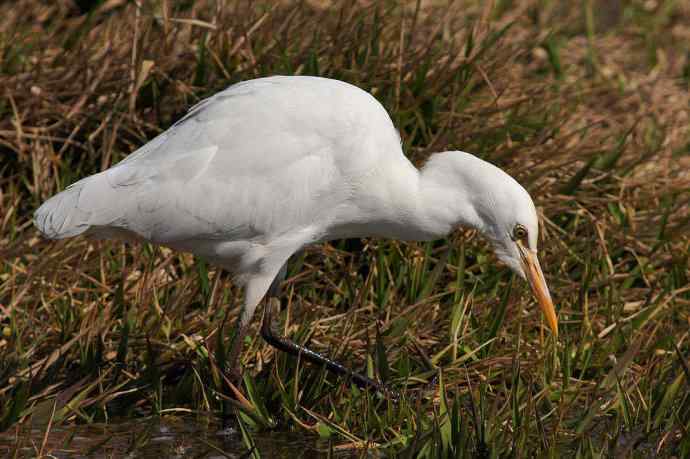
[34,76,557,394]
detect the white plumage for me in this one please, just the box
[35,76,557,374]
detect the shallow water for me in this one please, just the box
[0,416,358,458]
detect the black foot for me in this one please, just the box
[260,298,399,401]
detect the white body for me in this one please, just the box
[34,76,543,329]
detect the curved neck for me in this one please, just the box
[361,152,483,241]
[324,151,484,243]
[413,158,482,239]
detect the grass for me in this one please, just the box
[1,0,689,457]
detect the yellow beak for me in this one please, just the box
[517,242,558,337]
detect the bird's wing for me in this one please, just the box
[38,78,369,248]
[35,76,407,257]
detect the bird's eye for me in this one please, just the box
[512,224,528,241]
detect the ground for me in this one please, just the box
[0,0,689,457]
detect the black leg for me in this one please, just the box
[221,317,249,429]
[224,260,288,386]
[225,322,248,385]
[260,298,398,400]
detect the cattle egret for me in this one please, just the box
[34,76,558,394]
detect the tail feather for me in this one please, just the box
[34,177,97,239]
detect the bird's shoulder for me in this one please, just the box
[114,76,401,180]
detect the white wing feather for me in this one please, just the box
[33,76,408,273]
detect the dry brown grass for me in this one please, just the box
[1,0,689,456]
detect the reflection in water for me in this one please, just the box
[0,416,359,458]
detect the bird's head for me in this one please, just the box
[471,163,559,338]
[422,151,558,336]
